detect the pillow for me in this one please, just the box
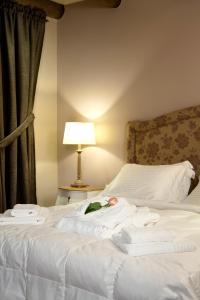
[184,177,200,205]
[101,161,195,203]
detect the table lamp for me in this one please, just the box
[63,122,96,187]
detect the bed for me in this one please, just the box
[1,105,200,300]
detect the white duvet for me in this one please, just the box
[1,201,200,300]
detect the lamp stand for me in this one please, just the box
[71,144,88,188]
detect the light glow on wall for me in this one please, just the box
[66,94,118,120]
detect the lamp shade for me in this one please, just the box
[63,122,96,145]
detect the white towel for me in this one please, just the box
[87,201,136,229]
[11,209,39,217]
[131,207,160,228]
[56,197,134,238]
[120,227,176,244]
[0,216,45,225]
[57,217,112,238]
[10,204,49,218]
[113,239,196,256]
[56,198,162,238]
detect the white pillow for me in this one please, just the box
[101,161,195,203]
[184,177,200,205]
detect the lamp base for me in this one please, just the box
[70,179,88,188]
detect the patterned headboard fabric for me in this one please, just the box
[127,105,200,183]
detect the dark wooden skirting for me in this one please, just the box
[16,0,65,19]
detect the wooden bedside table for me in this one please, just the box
[56,186,103,205]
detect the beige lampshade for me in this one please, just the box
[63,122,96,145]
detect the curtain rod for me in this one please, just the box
[66,0,121,8]
[84,0,121,8]
[16,0,65,19]
[15,0,121,19]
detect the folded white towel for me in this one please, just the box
[56,197,134,238]
[120,227,176,244]
[87,201,136,229]
[10,204,49,218]
[11,209,39,217]
[0,216,45,225]
[57,217,112,238]
[13,204,40,210]
[56,198,162,238]
[113,238,196,256]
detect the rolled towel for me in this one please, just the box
[0,216,45,225]
[120,227,176,244]
[113,238,196,256]
[131,207,160,228]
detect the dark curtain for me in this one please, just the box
[0,0,46,212]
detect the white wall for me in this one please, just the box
[34,19,58,206]
[58,0,200,188]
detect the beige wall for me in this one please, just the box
[58,0,200,188]
[34,19,57,206]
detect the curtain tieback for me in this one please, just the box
[0,113,35,149]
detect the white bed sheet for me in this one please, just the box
[0,202,200,300]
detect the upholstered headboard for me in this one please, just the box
[127,105,200,184]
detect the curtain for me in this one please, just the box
[0,0,46,212]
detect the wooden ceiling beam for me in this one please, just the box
[16,0,65,19]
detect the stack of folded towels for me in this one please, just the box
[0,204,49,225]
[56,197,161,239]
[56,197,134,238]
[113,226,196,256]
